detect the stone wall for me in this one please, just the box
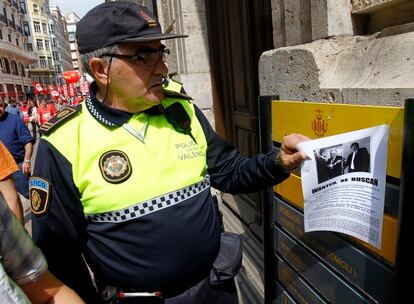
[262,0,414,106]
[156,0,214,125]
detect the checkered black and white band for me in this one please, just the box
[85,176,210,223]
[86,96,117,127]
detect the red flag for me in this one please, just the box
[33,81,44,95]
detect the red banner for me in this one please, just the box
[62,85,68,98]
[68,83,76,97]
[80,81,89,95]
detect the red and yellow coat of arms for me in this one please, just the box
[311,109,328,137]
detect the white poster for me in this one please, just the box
[297,125,389,249]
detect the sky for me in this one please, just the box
[49,0,104,18]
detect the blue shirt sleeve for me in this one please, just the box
[16,117,34,145]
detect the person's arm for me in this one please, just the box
[15,116,34,174]
[0,142,24,224]
[21,270,85,304]
[32,139,100,303]
[0,192,84,304]
[194,106,307,193]
[0,175,24,224]
[22,141,33,174]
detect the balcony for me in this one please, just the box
[0,40,37,63]
[15,25,23,35]
[0,13,7,25]
[12,1,19,10]
[29,66,56,74]
[8,19,16,30]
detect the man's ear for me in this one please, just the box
[89,58,110,86]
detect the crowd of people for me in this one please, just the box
[0,94,88,140]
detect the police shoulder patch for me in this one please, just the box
[29,176,51,216]
[39,105,81,135]
[99,150,132,184]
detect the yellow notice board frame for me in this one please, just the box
[272,100,404,264]
[272,100,404,178]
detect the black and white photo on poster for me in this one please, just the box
[313,137,371,184]
[297,125,389,249]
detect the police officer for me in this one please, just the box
[30,2,308,303]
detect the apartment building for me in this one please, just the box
[64,11,80,74]
[0,0,36,101]
[26,0,53,86]
[49,4,72,85]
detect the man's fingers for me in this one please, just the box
[282,133,311,150]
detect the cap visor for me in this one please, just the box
[121,33,188,42]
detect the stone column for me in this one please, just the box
[311,0,354,40]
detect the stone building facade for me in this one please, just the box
[260,0,414,106]
[0,0,36,101]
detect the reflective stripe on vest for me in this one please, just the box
[86,175,210,223]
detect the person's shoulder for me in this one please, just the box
[39,105,81,136]
[162,78,193,101]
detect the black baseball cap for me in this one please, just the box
[76,1,188,54]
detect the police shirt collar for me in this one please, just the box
[86,82,133,127]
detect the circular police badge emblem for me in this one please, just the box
[99,150,132,184]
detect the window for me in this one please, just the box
[39,56,46,67]
[68,32,75,42]
[52,51,59,61]
[51,37,57,47]
[33,21,41,32]
[47,57,53,67]
[42,22,47,34]
[36,39,43,50]
[0,30,2,40]
[8,34,11,42]
[33,4,38,13]
[49,23,55,33]
[27,43,33,51]
[23,21,30,36]
[11,60,18,75]
[2,58,11,73]
[44,40,49,50]
[19,64,25,77]
[19,1,27,14]
[15,38,19,46]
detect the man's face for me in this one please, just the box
[351,145,357,152]
[105,41,168,113]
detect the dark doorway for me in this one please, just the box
[206,0,274,238]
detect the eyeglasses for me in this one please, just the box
[100,48,171,67]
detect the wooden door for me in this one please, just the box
[206,0,273,238]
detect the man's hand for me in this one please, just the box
[278,133,310,171]
[22,162,31,175]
